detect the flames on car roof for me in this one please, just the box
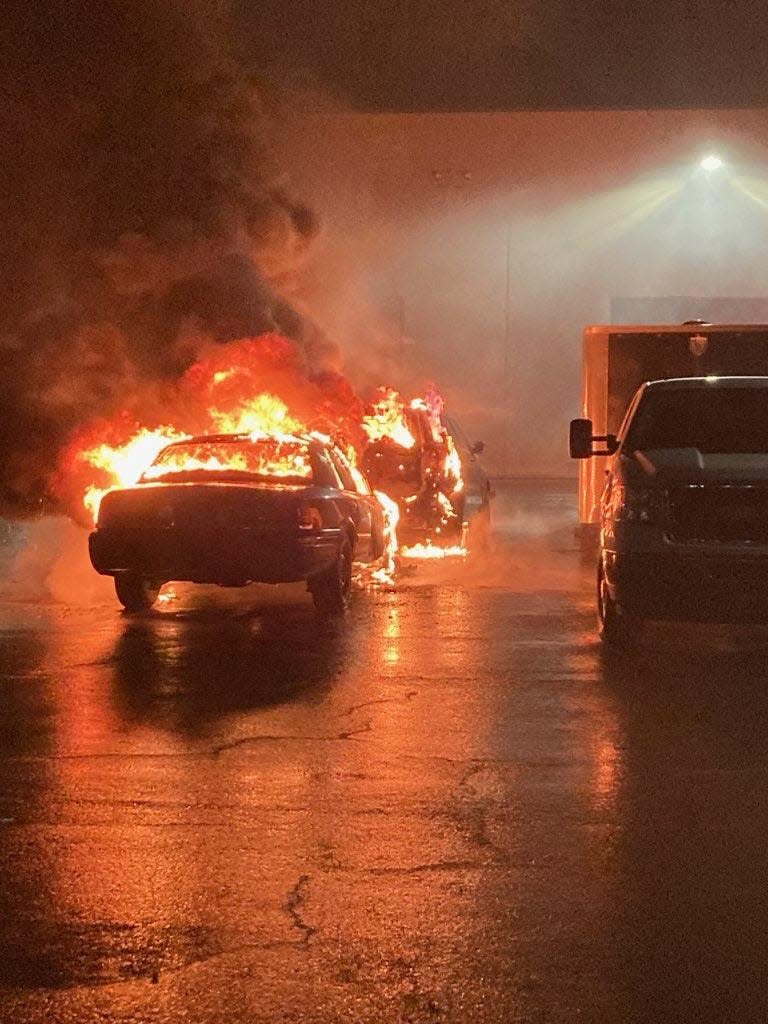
[160,432,331,447]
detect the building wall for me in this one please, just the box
[276,108,768,475]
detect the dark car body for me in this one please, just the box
[89,434,385,611]
[582,377,768,637]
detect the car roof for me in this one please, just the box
[645,376,768,390]
[160,432,320,448]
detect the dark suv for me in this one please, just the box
[571,377,768,642]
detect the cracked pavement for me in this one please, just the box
[4,480,768,1022]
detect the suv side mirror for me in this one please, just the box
[569,419,619,459]
[470,440,485,455]
[570,419,594,459]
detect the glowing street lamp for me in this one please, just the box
[700,154,723,172]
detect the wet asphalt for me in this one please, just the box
[3,480,768,1022]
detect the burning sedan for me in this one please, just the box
[89,432,385,613]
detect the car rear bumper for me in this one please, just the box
[605,549,768,622]
[89,526,342,585]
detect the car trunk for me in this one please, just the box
[98,481,305,531]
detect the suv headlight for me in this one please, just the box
[614,485,667,524]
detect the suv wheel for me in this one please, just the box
[309,539,353,615]
[114,574,161,612]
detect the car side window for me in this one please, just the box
[353,471,373,496]
[314,449,344,489]
[327,448,357,492]
[337,448,374,495]
[615,386,646,451]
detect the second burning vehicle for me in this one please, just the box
[89,433,386,613]
[361,386,492,550]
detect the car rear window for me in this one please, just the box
[626,387,768,454]
[142,439,313,483]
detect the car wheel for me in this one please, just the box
[309,538,353,615]
[597,563,636,645]
[114,574,161,612]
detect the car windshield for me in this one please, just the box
[626,387,768,454]
[141,438,313,483]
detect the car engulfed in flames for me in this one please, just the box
[63,337,490,610]
[361,386,491,557]
[89,431,388,613]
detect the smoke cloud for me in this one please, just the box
[0,0,320,519]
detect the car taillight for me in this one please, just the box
[298,505,323,530]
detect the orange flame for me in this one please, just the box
[362,387,416,449]
[374,489,401,577]
[79,426,188,522]
[411,383,444,443]
[68,351,473,576]
[141,436,313,483]
[77,395,313,523]
[443,434,463,493]
[209,392,306,437]
[400,541,467,559]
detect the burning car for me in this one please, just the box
[88,432,386,613]
[442,413,493,548]
[361,386,491,549]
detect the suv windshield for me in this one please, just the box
[626,387,768,454]
[142,438,313,483]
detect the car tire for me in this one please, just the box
[597,563,636,645]
[309,538,353,615]
[114,574,161,612]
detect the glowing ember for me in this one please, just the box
[400,541,467,559]
[362,387,416,449]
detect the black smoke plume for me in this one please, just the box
[0,0,317,517]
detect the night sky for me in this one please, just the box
[236,0,768,110]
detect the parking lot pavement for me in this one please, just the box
[2,479,768,1022]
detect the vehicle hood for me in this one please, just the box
[633,448,768,484]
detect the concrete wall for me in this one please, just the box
[276,108,768,475]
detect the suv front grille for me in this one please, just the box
[668,485,768,545]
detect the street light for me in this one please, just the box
[700,154,723,172]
